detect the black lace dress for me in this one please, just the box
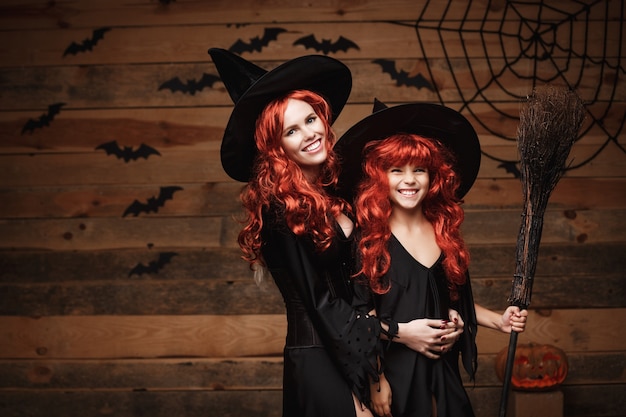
[261,205,381,417]
[371,234,478,417]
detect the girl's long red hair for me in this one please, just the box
[355,133,469,300]
[238,90,349,267]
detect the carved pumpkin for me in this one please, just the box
[495,342,568,391]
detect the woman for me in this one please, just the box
[208,49,462,417]
[335,101,527,417]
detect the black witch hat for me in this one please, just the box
[208,48,352,182]
[334,100,481,202]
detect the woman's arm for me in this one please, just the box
[369,371,392,417]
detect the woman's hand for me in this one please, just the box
[370,373,393,417]
[397,315,463,359]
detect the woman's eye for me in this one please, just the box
[307,116,316,124]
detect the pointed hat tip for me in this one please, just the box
[208,47,267,104]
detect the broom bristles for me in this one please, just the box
[508,85,585,308]
[517,85,586,204]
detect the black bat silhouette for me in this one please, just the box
[158,73,221,95]
[498,161,521,178]
[63,27,111,56]
[128,252,178,277]
[21,102,66,135]
[373,59,435,91]
[228,27,287,54]
[96,141,161,163]
[123,186,183,217]
[293,34,360,55]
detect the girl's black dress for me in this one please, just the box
[372,234,478,417]
[261,205,381,417]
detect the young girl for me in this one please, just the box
[335,101,527,417]
[208,50,462,417]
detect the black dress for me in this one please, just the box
[260,204,381,417]
[372,234,478,417]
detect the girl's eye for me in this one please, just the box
[286,129,295,136]
[307,116,316,124]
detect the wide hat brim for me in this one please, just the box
[334,102,481,202]
[219,56,352,182]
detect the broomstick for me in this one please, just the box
[498,85,585,417]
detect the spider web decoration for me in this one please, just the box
[413,0,625,175]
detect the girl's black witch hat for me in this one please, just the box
[334,99,481,202]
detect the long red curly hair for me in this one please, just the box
[238,90,350,268]
[355,133,469,300]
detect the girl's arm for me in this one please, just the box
[475,303,528,333]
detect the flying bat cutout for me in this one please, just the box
[228,27,287,54]
[498,161,521,178]
[158,73,221,95]
[21,102,66,135]
[373,59,435,91]
[123,186,183,217]
[128,252,178,277]
[95,141,161,163]
[63,27,111,57]
[293,34,360,55]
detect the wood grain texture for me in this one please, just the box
[0,179,624,221]
[0,1,623,416]
[1,243,622,282]
[1,273,623,316]
[0,0,622,29]
[0,242,623,315]
[0,143,623,189]
[1,60,624,111]
[1,352,623,389]
[1,208,623,251]
[0,385,623,417]
[0,309,623,359]
[1,20,622,67]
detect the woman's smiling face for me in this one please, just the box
[280,98,328,180]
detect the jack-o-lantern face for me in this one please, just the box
[495,342,568,391]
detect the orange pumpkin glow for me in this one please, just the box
[495,342,568,391]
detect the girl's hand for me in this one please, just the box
[441,308,465,352]
[447,308,464,330]
[501,306,528,333]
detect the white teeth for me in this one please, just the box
[304,140,321,152]
[399,189,417,195]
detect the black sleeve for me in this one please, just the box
[455,272,478,380]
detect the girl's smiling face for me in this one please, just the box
[281,98,328,180]
[387,164,430,211]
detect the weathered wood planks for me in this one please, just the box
[0,0,623,30]
[0,1,624,416]
[1,309,624,359]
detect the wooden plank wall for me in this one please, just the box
[0,1,624,416]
